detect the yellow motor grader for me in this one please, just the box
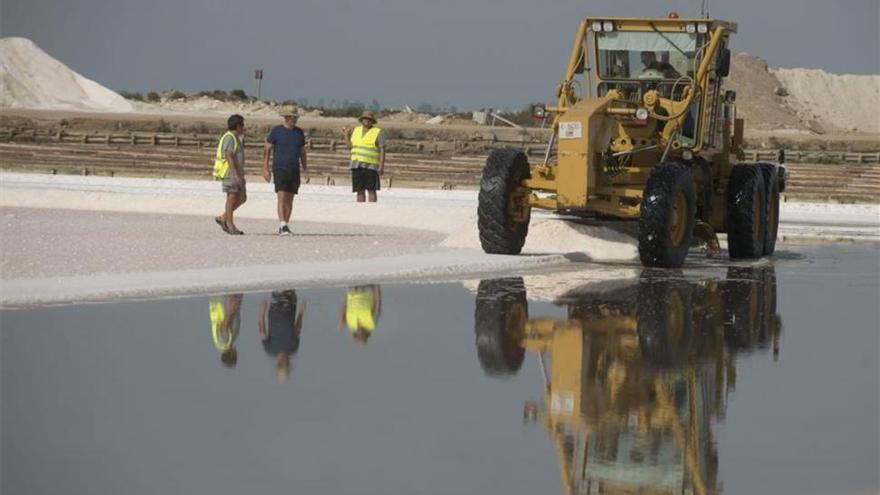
[477,14,786,267]
[473,268,782,494]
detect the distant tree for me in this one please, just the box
[168,90,186,100]
[120,91,144,101]
[370,99,381,112]
[229,89,248,101]
[145,91,160,102]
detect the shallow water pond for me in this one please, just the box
[2,244,878,495]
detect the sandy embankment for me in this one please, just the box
[1,172,877,307]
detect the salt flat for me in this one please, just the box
[0,172,876,306]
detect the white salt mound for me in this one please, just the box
[0,37,132,112]
[443,216,638,261]
[772,67,880,133]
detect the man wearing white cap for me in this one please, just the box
[263,106,309,235]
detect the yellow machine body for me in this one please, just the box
[524,16,742,232]
[475,269,782,495]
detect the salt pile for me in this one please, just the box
[443,216,638,261]
[0,37,132,112]
[773,68,880,133]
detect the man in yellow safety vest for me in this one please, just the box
[213,114,247,235]
[337,284,382,345]
[343,111,386,202]
[209,293,242,368]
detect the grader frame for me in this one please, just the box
[477,14,785,267]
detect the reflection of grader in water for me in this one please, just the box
[474,267,782,495]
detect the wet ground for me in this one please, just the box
[1,243,878,495]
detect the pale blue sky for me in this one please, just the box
[2,0,878,108]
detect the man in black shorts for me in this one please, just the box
[343,111,386,202]
[263,107,309,235]
[258,290,306,383]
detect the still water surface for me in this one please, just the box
[2,244,878,495]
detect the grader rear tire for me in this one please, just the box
[727,165,766,259]
[478,149,531,254]
[759,164,780,255]
[638,162,697,268]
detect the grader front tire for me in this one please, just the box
[478,149,531,255]
[638,162,697,268]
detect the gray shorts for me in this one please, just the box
[222,173,246,194]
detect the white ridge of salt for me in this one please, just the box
[772,67,880,133]
[0,37,133,112]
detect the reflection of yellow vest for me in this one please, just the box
[212,131,239,180]
[345,288,375,332]
[209,299,235,352]
[350,126,381,165]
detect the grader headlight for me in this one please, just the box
[635,107,650,121]
[602,21,615,32]
[697,23,709,33]
[591,21,603,32]
[686,23,697,34]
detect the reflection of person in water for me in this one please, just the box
[259,290,306,382]
[209,294,242,368]
[338,285,382,345]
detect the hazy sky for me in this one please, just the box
[2,0,878,108]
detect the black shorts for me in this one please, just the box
[273,168,300,194]
[352,167,380,192]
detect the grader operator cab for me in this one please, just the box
[477,15,786,267]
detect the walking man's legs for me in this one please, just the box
[222,191,246,231]
[217,186,246,233]
[277,191,294,223]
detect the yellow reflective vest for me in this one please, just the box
[345,287,376,332]
[350,126,381,166]
[209,299,233,352]
[212,131,239,180]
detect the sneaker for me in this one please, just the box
[278,225,292,236]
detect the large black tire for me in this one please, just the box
[727,165,766,259]
[638,162,697,268]
[478,149,531,254]
[474,278,527,376]
[636,277,694,368]
[759,163,780,255]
